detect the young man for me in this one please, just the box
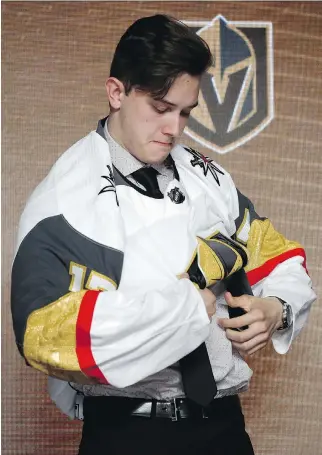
[11,14,315,455]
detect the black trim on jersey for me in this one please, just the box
[95,118,180,199]
[233,189,266,236]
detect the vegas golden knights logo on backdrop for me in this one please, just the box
[184,15,274,154]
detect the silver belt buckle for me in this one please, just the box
[170,398,179,421]
[155,400,177,420]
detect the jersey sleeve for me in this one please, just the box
[11,214,210,387]
[230,184,316,353]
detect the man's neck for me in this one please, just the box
[106,114,131,153]
[104,115,174,173]
[104,118,144,176]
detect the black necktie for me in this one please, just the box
[180,343,217,407]
[133,165,217,406]
[226,268,253,324]
[131,167,163,198]
[180,269,253,406]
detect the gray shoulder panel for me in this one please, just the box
[11,214,124,354]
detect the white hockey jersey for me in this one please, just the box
[11,123,316,418]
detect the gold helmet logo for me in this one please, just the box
[184,15,274,154]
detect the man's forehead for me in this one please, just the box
[151,96,199,109]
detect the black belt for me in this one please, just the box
[83,395,241,422]
[132,398,209,420]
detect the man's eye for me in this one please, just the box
[153,105,169,114]
[181,111,191,118]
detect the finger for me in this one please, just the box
[209,303,217,317]
[224,291,235,306]
[248,343,267,356]
[225,320,269,343]
[178,273,189,280]
[231,333,268,354]
[232,340,267,356]
[204,287,216,297]
[224,291,247,308]
[224,292,252,311]
[225,326,258,343]
[218,311,257,330]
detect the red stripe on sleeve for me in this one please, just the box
[247,248,307,286]
[76,290,108,384]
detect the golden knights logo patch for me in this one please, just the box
[184,147,224,186]
[184,15,274,154]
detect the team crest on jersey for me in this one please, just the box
[98,165,119,205]
[185,147,224,186]
[167,187,186,204]
[183,15,274,154]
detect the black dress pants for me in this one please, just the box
[78,395,255,455]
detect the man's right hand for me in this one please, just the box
[198,288,216,320]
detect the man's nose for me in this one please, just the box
[162,114,182,138]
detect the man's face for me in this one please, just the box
[109,73,200,165]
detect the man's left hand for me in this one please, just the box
[218,292,284,356]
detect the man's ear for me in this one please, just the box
[105,77,126,109]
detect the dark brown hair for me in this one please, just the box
[110,14,212,99]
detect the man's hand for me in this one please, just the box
[198,288,217,320]
[178,273,216,320]
[218,292,283,355]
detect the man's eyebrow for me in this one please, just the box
[154,99,199,109]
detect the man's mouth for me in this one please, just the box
[154,141,172,146]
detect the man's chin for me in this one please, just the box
[146,154,171,165]
[145,142,174,164]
